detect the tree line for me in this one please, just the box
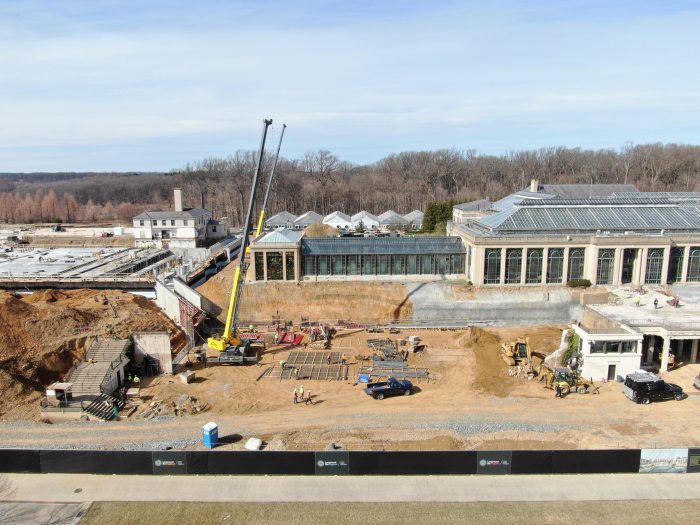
[1,142,699,226]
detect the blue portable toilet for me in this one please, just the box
[358,374,370,383]
[203,422,218,449]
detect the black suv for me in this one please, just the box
[623,372,684,404]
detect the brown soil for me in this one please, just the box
[303,223,339,237]
[0,289,181,420]
[198,267,413,324]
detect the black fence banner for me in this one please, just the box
[315,451,350,475]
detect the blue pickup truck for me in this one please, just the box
[364,378,413,400]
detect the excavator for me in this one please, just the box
[500,337,532,367]
[206,119,274,365]
[538,364,599,395]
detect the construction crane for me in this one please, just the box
[253,123,287,239]
[206,119,272,364]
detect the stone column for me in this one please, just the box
[263,250,268,282]
[587,247,598,284]
[660,247,670,285]
[691,339,698,364]
[282,251,287,281]
[681,246,690,283]
[562,247,570,283]
[474,246,486,286]
[541,247,549,284]
[637,248,648,285]
[520,248,527,285]
[660,337,671,373]
[612,247,622,285]
[500,247,507,285]
[295,247,301,282]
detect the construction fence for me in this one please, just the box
[1,448,698,476]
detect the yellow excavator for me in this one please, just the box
[539,365,599,395]
[206,119,273,364]
[500,337,532,367]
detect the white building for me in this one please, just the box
[323,211,352,230]
[265,211,297,229]
[133,188,227,249]
[404,210,424,230]
[378,210,409,229]
[351,211,380,230]
[570,323,644,382]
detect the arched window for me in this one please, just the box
[484,249,501,284]
[567,248,585,281]
[644,248,664,284]
[596,249,615,285]
[546,248,564,284]
[505,248,522,284]
[526,249,543,284]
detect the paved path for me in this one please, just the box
[2,473,700,503]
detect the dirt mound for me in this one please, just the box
[463,326,565,397]
[0,289,181,420]
[303,223,339,237]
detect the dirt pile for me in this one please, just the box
[462,326,564,397]
[0,289,181,419]
[303,224,339,237]
[198,266,413,324]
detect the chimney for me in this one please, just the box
[174,188,183,212]
[200,192,205,210]
[530,178,540,193]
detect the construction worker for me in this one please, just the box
[341,354,347,366]
[305,389,314,404]
[273,331,279,344]
[249,324,255,333]
[299,384,304,400]
[280,359,287,370]
[293,389,298,404]
[133,375,141,386]
[653,298,659,310]
[327,354,332,365]
[555,383,562,398]
[293,368,299,379]
[88,357,94,365]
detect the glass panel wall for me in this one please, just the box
[526,248,543,284]
[407,255,418,274]
[331,255,344,275]
[644,248,664,284]
[421,254,434,275]
[546,248,564,284]
[255,252,265,281]
[484,249,501,284]
[596,249,615,285]
[392,255,405,275]
[363,255,376,275]
[667,247,684,284]
[378,255,390,275]
[317,255,330,276]
[436,255,449,274]
[266,252,283,280]
[347,255,360,275]
[285,252,295,280]
[505,248,522,284]
[567,248,585,281]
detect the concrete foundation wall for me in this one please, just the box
[173,277,217,315]
[133,332,172,374]
[582,307,622,329]
[103,360,129,394]
[406,283,582,326]
[155,279,181,325]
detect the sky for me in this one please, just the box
[1,0,699,172]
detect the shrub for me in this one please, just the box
[567,279,591,288]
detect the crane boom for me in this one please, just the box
[207,119,272,352]
[254,123,287,238]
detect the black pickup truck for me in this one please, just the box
[364,378,413,400]
[623,372,684,404]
